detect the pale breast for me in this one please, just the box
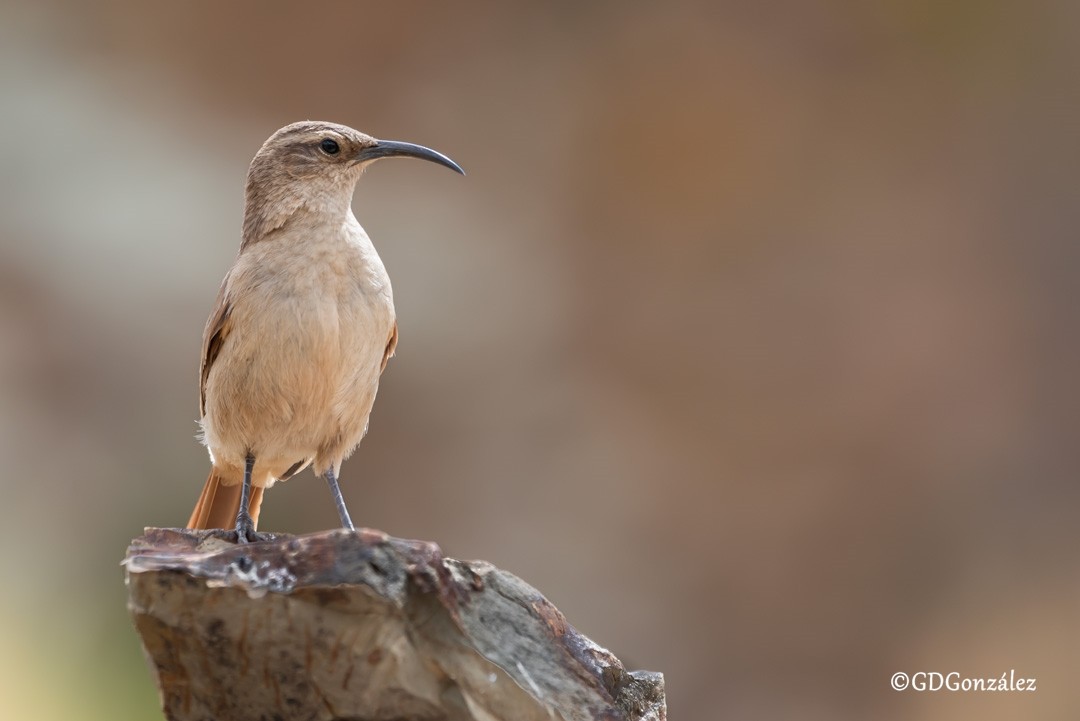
[202,214,395,471]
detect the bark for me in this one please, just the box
[124,527,666,721]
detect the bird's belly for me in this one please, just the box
[201,282,394,476]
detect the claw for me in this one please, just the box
[234,512,266,544]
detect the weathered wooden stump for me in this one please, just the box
[124,528,666,721]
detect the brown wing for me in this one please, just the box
[380,321,398,373]
[199,276,232,416]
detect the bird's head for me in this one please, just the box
[242,120,463,242]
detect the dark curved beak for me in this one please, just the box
[356,140,465,175]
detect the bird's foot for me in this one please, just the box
[234,512,270,544]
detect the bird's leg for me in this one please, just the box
[234,453,264,543]
[323,467,355,531]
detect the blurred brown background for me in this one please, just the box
[1,1,1077,719]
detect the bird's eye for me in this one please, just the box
[320,138,340,155]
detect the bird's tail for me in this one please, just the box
[186,469,264,530]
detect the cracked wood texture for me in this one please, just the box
[124,528,666,721]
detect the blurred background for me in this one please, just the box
[0,1,1077,719]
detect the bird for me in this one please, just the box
[186,120,463,542]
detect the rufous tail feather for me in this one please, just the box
[186,470,264,530]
